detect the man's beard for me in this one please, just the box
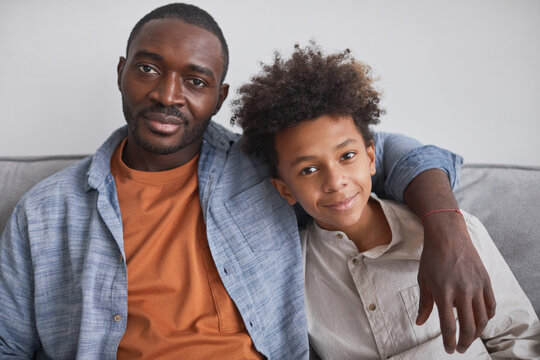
[122,98,210,155]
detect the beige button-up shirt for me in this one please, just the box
[303,196,540,360]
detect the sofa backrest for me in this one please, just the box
[1,157,539,317]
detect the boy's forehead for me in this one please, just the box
[275,115,365,157]
[279,115,362,141]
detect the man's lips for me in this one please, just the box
[143,112,185,134]
[323,193,358,211]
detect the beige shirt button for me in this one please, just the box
[352,258,360,265]
[113,314,122,322]
[337,233,344,239]
[368,304,377,311]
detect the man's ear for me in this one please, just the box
[213,83,229,115]
[117,56,126,91]
[366,142,376,176]
[270,177,297,205]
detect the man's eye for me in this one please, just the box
[340,151,356,161]
[301,167,318,175]
[187,78,206,87]
[137,65,157,74]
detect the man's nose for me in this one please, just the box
[149,73,186,106]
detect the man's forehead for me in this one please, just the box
[127,17,225,81]
[128,18,222,57]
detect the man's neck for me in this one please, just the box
[121,138,202,172]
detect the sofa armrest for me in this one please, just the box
[455,163,540,318]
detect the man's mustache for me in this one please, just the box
[138,105,187,122]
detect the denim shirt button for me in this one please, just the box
[113,314,122,322]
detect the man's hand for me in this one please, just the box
[416,210,496,354]
[403,169,496,354]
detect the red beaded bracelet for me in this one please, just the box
[421,208,463,225]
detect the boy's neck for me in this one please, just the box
[340,197,392,253]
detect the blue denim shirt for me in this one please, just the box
[0,123,462,359]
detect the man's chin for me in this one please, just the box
[138,139,184,155]
[129,130,182,155]
[126,117,208,156]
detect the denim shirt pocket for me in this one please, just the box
[224,179,296,251]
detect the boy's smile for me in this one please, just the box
[271,114,376,234]
[322,193,359,212]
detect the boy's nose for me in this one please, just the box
[322,168,347,193]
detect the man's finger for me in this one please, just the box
[472,295,488,338]
[416,284,434,325]
[484,284,497,319]
[456,299,476,354]
[437,299,457,354]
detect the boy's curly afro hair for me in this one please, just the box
[231,42,383,177]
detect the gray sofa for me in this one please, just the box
[1,156,539,318]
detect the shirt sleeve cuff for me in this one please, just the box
[384,145,464,202]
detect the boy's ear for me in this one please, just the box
[366,142,376,176]
[270,178,297,205]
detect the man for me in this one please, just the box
[0,3,494,359]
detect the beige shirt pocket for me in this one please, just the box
[399,284,442,344]
[398,284,490,359]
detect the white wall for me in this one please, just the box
[1,0,539,165]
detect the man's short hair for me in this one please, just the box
[231,42,383,177]
[126,3,229,83]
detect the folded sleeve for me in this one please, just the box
[372,132,463,202]
[387,335,490,360]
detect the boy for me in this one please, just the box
[232,44,540,359]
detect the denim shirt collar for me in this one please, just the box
[84,122,239,192]
[85,126,127,192]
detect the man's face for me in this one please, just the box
[271,115,376,232]
[117,18,228,168]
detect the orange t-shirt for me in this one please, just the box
[111,139,263,359]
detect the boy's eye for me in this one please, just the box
[137,64,158,74]
[340,151,356,161]
[300,166,318,175]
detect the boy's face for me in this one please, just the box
[271,115,376,231]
